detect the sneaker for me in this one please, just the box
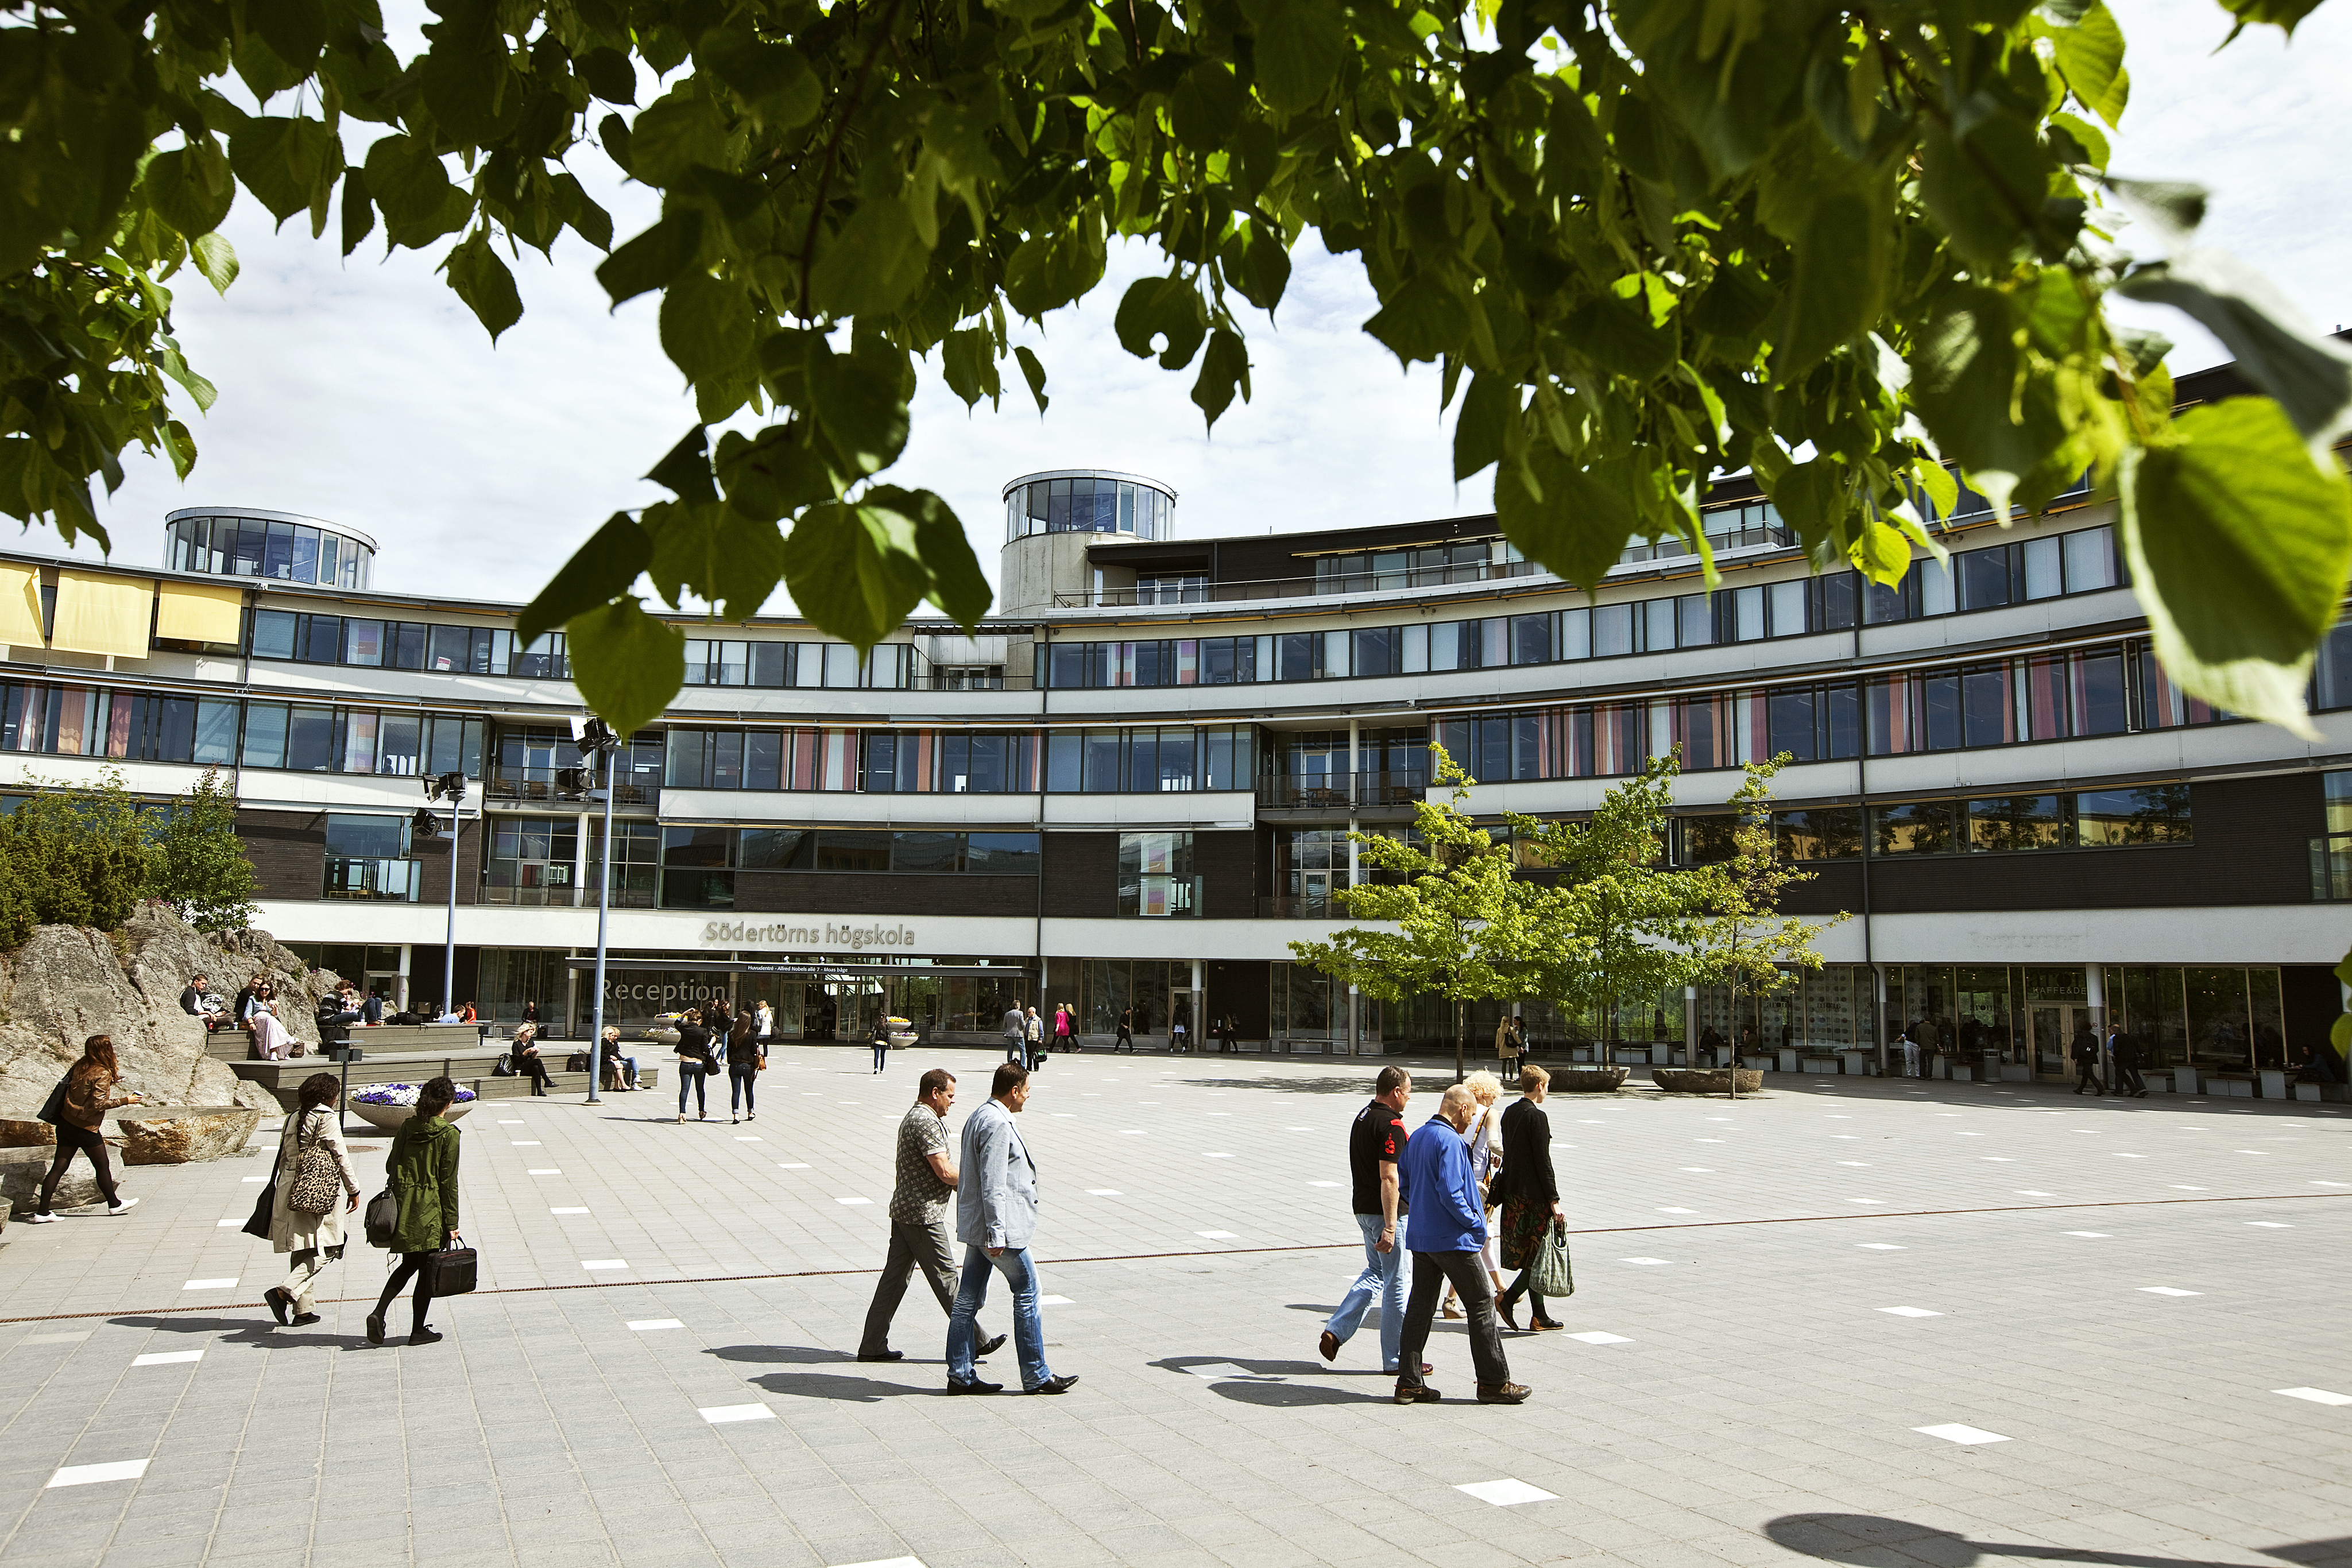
[1476,1381,1533,1405]
[731,1114,739,1124]
[1394,1381,1440,1404]
[977,1333,1008,1357]
[107,1197,138,1215]
[408,1327,443,1346]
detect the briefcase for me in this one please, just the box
[423,1246,478,1297]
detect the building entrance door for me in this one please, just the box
[2030,1004,2082,1083]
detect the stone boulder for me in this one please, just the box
[119,1108,264,1164]
[1653,1066,1766,1094]
[0,903,335,1145]
[0,1146,99,1214]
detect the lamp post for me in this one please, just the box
[572,718,620,1104]
[420,772,467,1017]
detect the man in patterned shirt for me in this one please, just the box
[857,1067,1005,1363]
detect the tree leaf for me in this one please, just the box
[1773,185,1887,381]
[517,512,655,647]
[1920,111,2048,268]
[2115,249,2352,443]
[442,230,523,342]
[564,599,684,738]
[782,500,931,650]
[2118,397,2352,737]
[1495,446,1640,588]
[595,208,705,307]
[1113,276,1208,369]
[644,499,784,620]
[1908,287,2064,517]
[864,485,992,628]
[658,272,754,380]
[1452,370,1514,482]
[189,233,238,294]
[1237,0,1345,115]
[807,343,911,475]
[339,167,374,257]
[1190,327,1252,427]
[1363,271,1469,368]
[363,134,467,247]
[808,196,929,317]
[2047,0,2129,127]
[645,425,719,505]
[1171,60,1247,150]
[939,327,1000,410]
[1014,346,1049,415]
[2215,0,2326,36]
[142,142,236,241]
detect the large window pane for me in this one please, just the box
[1873,800,1956,855]
[326,814,406,858]
[250,610,297,660]
[1118,830,1197,917]
[1967,793,2067,851]
[1082,728,1121,792]
[660,826,734,908]
[426,625,470,671]
[1768,688,1816,761]
[285,706,338,771]
[967,833,1040,874]
[193,700,238,764]
[2071,651,2128,735]
[738,827,811,869]
[343,618,384,666]
[892,830,962,873]
[817,829,891,872]
[2076,785,2191,846]
[1961,663,2013,746]
[1156,728,1196,791]
[241,703,288,767]
[1776,807,1862,860]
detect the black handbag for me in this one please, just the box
[36,1071,71,1126]
[423,1246,478,1296]
[491,1053,515,1076]
[242,1116,293,1238]
[363,1189,398,1248]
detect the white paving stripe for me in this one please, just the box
[1202,1152,1233,1159]
[1621,1257,1672,1266]
[512,1141,541,1146]
[1857,1244,1905,1250]
[1565,1331,1633,1344]
[242,1176,265,1183]
[825,1558,926,1568]
[2140,1286,2201,1296]
[2016,1190,2055,1197]
[2247,1221,2293,1228]
[628,1319,684,1332]
[1914,1424,2010,1445]
[1456,1479,1557,1506]
[183,1279,237,1291]
[1085,1188,1124,1195]
[215,1218,239,1227]
[1195,1230,1237,1239]
[2063,1232,2111,1238]
[1657,1207,1696,1214]
[551,1207,589,1215]
[48,1459,149,1488]
[528,1168,561,1175]
[1036,1295,1074,1306]
[2276,1387,2352,1406]
[1306,1180,1340,1188]
[1877,1307,1942,1318]
[131,1350,202,1366]
[837,1197,872,1206]
[779,1163,811,1169]
[22,1331,91,1344]
[699,1404,775,1424]
[582,1259,628,1271]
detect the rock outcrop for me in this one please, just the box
[0,902,339,1129]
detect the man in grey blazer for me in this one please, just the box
[1000,1004,1027,1065]
[945,1062,1077,1395]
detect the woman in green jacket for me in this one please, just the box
[368,1075,463,1347]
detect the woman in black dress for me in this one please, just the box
[1495,1064,1566,1331]
[673,1009,716,1122]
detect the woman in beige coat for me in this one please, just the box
[263,1072,361,1328]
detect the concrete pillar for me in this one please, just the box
[1872,964,1890,1077]
[1190,957,1204,1054]
[1347,717,1361,805]
[2086,962,2108,1087]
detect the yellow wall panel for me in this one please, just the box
[0,563,39,644]
[155,580,246,644]
[49,570,154,658]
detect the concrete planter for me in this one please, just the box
[345,1101,477,1131]
[1550,1066,1630,1093]
[1653,1067,1765,1095]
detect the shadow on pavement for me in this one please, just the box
[110,1313,370,1352]
[1765,1514,2349,1568]
[1150,1354,1389,1405]
[744,1368,903,1403]
[705,1343,851,1365]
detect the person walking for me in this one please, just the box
[509,1022,554,1096]
[1053,1004,1074,1055]
[945,1063,1076,1395]
[369,1075,462,1346]
[2110,1023,2149,1097]
[857,1068,1007,1365]
[1392,1085,1527,1406]
[674,1008,717,1121]
[1494,1014,1522,1079]
[870,1012,891,1077]
[2071,1023,2104,1095]
[1024,1006,1045,1071]
[1442,1070,1506,1321]
[30,1034,144,1221]
[263,1072,361,1327]
[1317,1066,1424,1378]
[1496,1064,1567,1331]
[732,1008,764,1118]
[1115,1005,1135,1054]
[755,999,774,1045]
[1000,1002,1027,1066]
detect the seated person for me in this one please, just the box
[315,988,362,1042]
[599,1026,637,1091]
[510,1023,555,1095]
[360,988,386,1025]
[180,974,230,1028]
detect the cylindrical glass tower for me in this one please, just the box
[164,508,377,590]
[1002,470,1177,543]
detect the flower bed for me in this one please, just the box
[351,1083,478,1106]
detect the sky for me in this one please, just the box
[45,0,2352,617]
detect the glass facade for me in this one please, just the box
[1004,474,1174,543]
[167,514,373,589]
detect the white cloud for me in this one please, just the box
[55,5,2349,613]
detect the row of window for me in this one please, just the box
[1038,525,2127,688]
[0,682,488,777]
[1719,787,2194,863]
[661,725,1260,795]
[1005,475,1175,543]
[168,515,373,589]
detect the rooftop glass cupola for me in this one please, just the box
[1002,470,1176,543]
[164,508,376,590]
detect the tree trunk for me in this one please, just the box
[1453,996,1465,1085]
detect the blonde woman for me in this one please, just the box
[1442,1069,1507,1319]
[674,1008,717,1121]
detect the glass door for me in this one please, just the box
[2031,1004,2077,1082]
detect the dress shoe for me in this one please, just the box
[856,1349,904,1362]
[1028,1374,1079,1395]
[978,1333,1008,1357]
[1477,1381,1533,1404]
[946,1376,1002,1395]
[1497,1301,1523,1333]
[1317,1330,1339,1363]
[1394,1382,1441,1404]
[365,1313,385,1346]
[408,1326,443,1345]
[264,1287,292,1326]
[290,1313,321,1327]
[1530,1317,1565,1331]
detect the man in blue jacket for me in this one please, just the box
[1393,1084,1529,1406]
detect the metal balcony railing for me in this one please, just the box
[1256,772,1430,810]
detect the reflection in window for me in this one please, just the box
[1119,830,1197,917]
[1967,794,2067,852]
[1872,800,1956,855]
[2075,785,2191,846]
[1774,808,1862,860]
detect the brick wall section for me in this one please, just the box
[236,808,326,902]
[1196,829,1256,919]
[1043,831,1119,919]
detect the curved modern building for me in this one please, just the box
[1,354,2345,1095]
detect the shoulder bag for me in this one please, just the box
[363,1188,399,1248]
[242,1116,295,1238]
[36,1071,71,1126]
[491,1053,516,1076]
[287,1112,346,1215]
[423,1246,478,1296]
[1530,1223,1575,1299]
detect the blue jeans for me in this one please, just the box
[1005,1036,1023,1064]
[678,1063,706,1116]
[873,1040,888,1071]
[729,1069,755,1112]
[947,1244,1051,1391]
[1324,1213,1406,1372]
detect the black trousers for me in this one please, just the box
[38,1124,119,1211]
[518,1054,552,1094]
[375,1250,437,1331]
[1396,1249,1511,1392]
[2116,1062,2148,1094]
[2075,1062,2103,1093]
[858,1218,991,1354]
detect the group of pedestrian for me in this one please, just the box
[669,998,771,1122]
[857,1063,1074,1395]
[2073,1020,2149,1097]
[1317,1063,1553,1405]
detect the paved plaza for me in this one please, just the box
[1,1048,2347,1568]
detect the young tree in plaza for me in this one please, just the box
[7,0,2349,735]
[0,769,157,946]
[146,766,261,934]
[1290,748,1566,1083]
[1510,756,1713,1058]
[1685,757,1847,1089]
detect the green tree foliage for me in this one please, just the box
[147,766,260,933]
[1684,757,1847,1067]
[1510,755,1713,1047]
[6,0,2349,734]
[0,771,157,947]
[1289,746,1560,1081]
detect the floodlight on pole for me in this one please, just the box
[574,716,622,1104]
